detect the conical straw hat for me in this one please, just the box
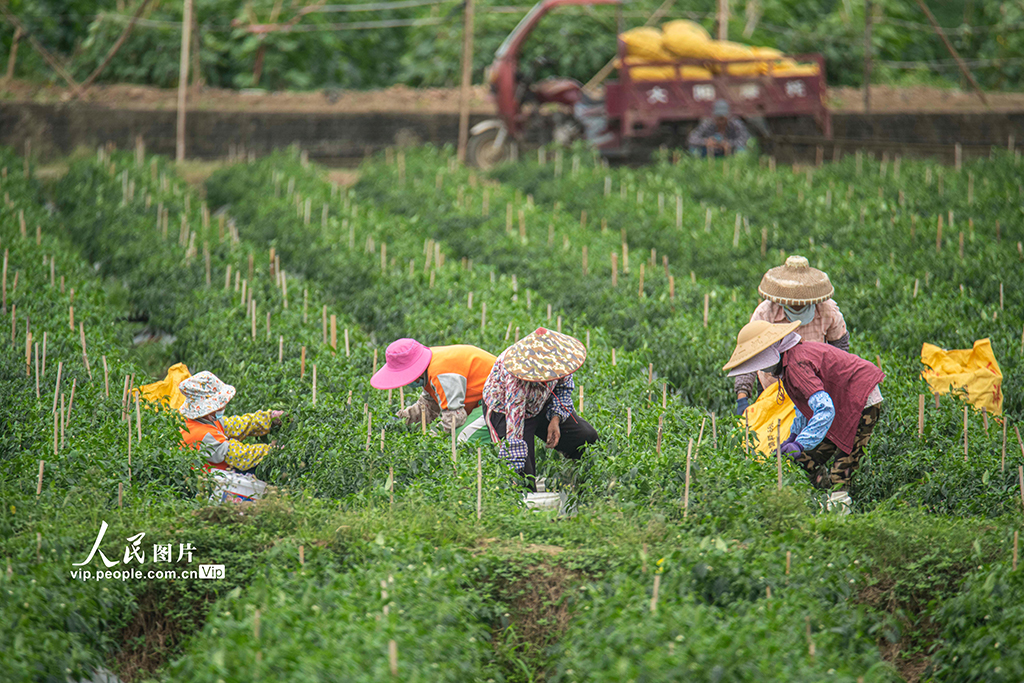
[722,320,800,372]
[758,255,834,306]
[505,328,587,382]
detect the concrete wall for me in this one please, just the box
[2,101,1023,163]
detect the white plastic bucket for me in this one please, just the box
[524,492,562,510]
[208,470,267,503]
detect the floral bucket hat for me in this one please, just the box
[178,371,236,420]
[505,327,587,382]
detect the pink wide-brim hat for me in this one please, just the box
[371,338,433,389]
[178,371,236,420]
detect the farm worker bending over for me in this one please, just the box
[179,371,285,473]
[688,99,749,157]
[723,321,884,512]
[482,328,598,490]
[734,255,849,415]
[372,339,496,440]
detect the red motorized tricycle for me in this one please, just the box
[468,0,831,168]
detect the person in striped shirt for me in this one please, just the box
[482,328,598,489]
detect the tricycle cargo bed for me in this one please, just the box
[607,52,831,138]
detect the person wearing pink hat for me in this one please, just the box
[179,371,285,473]
[372,338,496,436]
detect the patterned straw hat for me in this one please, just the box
[722,320,800,373]
[178,371,236,419]
[758,255,834,306]
[505,328,587,382]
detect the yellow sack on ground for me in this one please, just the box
[138,363,191,410]
[620,27,674,62]
[921,339,1003,414]
[742,381,797,462]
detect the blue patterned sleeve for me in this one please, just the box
[793,390,835,451]
[546,374,575,422]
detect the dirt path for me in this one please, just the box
[5,79,1024,114]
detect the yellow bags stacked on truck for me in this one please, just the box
[618,25,711,81]
[618,21,820,81]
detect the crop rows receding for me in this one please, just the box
[1,143,1023,682]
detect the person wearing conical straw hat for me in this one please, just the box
[371,338,496,442]
[734,255,849,416]
[482,328,598,490]
[179,371,286,473]
[723,321,884,510]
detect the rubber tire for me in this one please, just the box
[466,128,510,169]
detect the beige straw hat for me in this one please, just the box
[722,320,800,372]
[505,327,587,382]
[758,255,834,306]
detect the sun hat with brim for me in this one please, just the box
[179,371,236,420]
[371,338,433,389]
[722,320,800,373]
[505,328,586,382]
[758,255,834,306]
[726,331,802,377]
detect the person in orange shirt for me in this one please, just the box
[179,371,285,473]
[371,338,496,436]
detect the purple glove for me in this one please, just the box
[780,440,803,462]
[782,432,799,448]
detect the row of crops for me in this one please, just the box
[1,142,1023,682]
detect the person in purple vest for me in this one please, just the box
[722,320,884,511]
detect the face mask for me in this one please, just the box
[407,375,426,390]
[214,409,225,420]
[782,304,816,327]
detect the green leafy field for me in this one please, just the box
[1,142,1023,682]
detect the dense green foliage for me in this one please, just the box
[1,140,1023,682]
[2,0,1024,91]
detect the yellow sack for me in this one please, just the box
[137,363,192,410]
[617,57,712,81]
[662,20,711,42]
[620,27,674,62]
[921,339,1003,415]
[742,381,798,462]
[772,62,821,77]
[661,22,718,60]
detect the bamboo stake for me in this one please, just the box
[696,417,707,450]
[662,382,667,409]
[66,379,76,437]
[102,356,109,397]
[118,482,122,508]
[60,393,65,448]
[626,407,632,436]
[322,305,327,344]
[389,640,398,677]
[650,574,661,613]
[79,323,92,378]
[786,551,791,575]
[451,422,457,464]
[51,361,63,414]
[36,460,44,496]
[683,438,693,518]
[330,315,337,351]
[656,414,663,454]
[1019,465,1024,513]
[41,332,46,377]
[52,409,57,455]
[477,447,482,521]
[34,342,39,398]
[963,406,969,461]
[480,302,487,332]
[611,252,618,287]
[1013,530,1018,571]
[776,419,782,489]
[703,293,709,327]
[711,412,717,448]
[918,395,925,437]
[312,364,317,404]
[421,406,427,434]
[345,328,351,357]
[301,346,306,378]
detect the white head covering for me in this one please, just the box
[726,332,801,377]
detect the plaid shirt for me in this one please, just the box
[482,350,575,472]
